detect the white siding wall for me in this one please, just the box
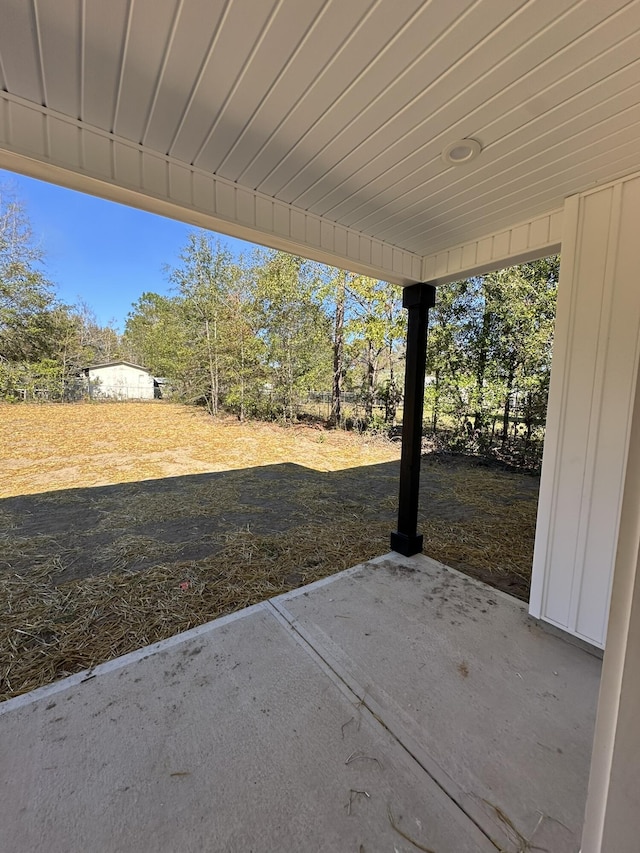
[529,172,640,648]
[582,339,640,851]
[88,365,154,400]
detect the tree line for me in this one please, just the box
[123,232,407,426]
[0,184,558,463]
[426,256,559,463]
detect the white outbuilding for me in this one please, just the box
[82,361,155,400]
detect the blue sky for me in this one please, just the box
[1,169,255,331]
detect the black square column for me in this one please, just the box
[390,282,436,557]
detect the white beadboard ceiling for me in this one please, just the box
[1,0,640,276]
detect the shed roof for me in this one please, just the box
[1,1,639,282]
[84,361,152,374]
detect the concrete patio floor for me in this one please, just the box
[0,553,601,853]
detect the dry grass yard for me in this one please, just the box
[0,401,540,701]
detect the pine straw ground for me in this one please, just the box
[0,402,539,701]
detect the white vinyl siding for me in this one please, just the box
[87,364,155,400]
[530,172,640,648]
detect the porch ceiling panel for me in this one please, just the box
[1,0,640,268]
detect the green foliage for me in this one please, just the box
[218,265,266,420]
[0,187,57,364]
[426,257,559,465]
[310,271,406,427]
[254,251,332,421]
[124,292,189,379]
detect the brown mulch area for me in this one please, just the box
[0,402,539,701]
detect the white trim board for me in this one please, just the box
[0,92,422,285]
[421,209,563,284]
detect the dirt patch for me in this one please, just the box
[0,402,539,700]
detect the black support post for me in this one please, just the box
[390,282,436,557]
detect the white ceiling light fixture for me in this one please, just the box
[441,138,482,165]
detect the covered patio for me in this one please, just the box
[2,1,640,849]
[0,553,601,853]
